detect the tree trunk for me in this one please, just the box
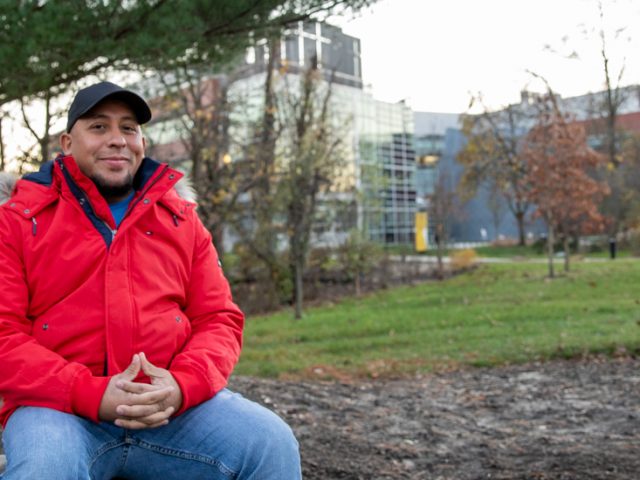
[39,132,50,164]
[516,211,526,246]
[563,235,570,273]
[211,224,225,262]
[254,38,279,258]
[572,234,580,253]
[355,270,361,297]
[436,245,444,279]
[294,259,304,320]
[380,252,390,289]
[546,224,555,278]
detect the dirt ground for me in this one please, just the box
[229,356,640,479]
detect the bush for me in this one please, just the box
[229,244,293,312]
[623,230,640,257]
[450,249,478,270]
[584,242,605,254]
[531,237,547,254]
[339,230,384,281]
[307,247,339,272]
[531,235,579,254]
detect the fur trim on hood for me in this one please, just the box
[0,171,17,205]
[0,170,197,205]
[173,174,197,203]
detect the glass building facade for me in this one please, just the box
[328,86,416,245]
[237,22,418,246]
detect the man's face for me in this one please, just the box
[60,99,146,203]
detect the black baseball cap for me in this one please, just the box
[66,81,152,132]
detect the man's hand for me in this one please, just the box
[98,353,181,430]
[114,352,184,429]
[139,352,183,413]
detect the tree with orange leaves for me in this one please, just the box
[522,95,610,277]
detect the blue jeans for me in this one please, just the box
[0,389,301,479]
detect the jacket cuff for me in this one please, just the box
[71,371,110,422]
[171,367,226,416]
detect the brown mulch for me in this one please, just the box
[229,356,640,479]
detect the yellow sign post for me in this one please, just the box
[415,212,428,252]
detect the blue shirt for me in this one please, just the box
[109,191,135,227]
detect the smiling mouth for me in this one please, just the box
[99,158,131,171]
[100,157,131,166]
[98,157,129,163]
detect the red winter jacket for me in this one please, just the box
[0,155,244,425]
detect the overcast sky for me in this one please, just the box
[331,0,640,113]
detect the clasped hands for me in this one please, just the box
[99,352,183,430]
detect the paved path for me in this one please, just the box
[391,254,611,264]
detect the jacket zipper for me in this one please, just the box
[101,166,169,374]
[59,162,117,247]
[119,164,170,225]
[82,194,117,240]
[58,161,169,376]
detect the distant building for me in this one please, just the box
[436,127,539,243]
[414,112,459,200]
[412,115,519,245]
[416,85,640,245]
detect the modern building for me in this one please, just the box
[243,21,417,246]
[435,126,539,243]
[144,21,417,249]
[412,114,517,245]
[247,21,363,89]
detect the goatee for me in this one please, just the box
[91,173,134,203]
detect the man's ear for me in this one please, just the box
[142,134,147,152]
[60,132,72,155]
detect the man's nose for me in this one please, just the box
[108,133,127,147]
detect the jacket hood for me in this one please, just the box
[173,174,197,203]
[0,171,17,205]
[0,168,197,205]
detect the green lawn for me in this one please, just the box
[235,260,640,380]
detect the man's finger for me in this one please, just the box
[121,353,142,381]
[114,418,169,430]
[115,384,174,405]
[116,402,172,419]
[139,352,163,378]
[114,406,175,430]
[115,379,160,395]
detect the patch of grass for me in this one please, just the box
[235,260,640,380]
[474,244,541,258]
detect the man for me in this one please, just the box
[0,81,301,479]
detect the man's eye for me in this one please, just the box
[122,125,137,133]
[91,124,106,130]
